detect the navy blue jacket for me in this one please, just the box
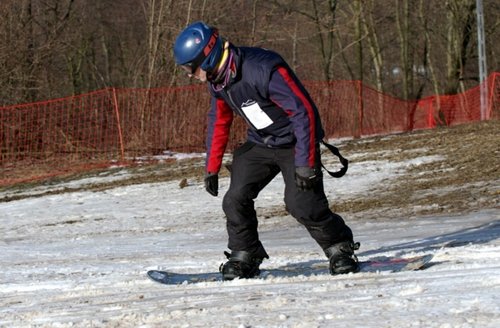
[205,45,325,173]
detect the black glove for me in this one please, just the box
[295,166,317,191]
[204,173,219,196]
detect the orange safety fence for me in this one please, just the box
[1,72,499,187]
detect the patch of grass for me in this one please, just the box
[333,120,500,219]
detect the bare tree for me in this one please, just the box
[395,0,411,100]
[360,0,384,92]
[444,0,477,94]
[267,0,340,80]
[418,0,440,97]
[0,0,499,106]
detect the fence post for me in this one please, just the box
[356,80,363,138]
[487,72,497,119]
[111,87,125,162]
[426,98,436,128]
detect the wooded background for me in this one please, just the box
[1,0,499,107]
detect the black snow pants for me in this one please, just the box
[222,141,354,258]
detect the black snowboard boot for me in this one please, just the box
[219,251,266,281]
[324,241,360,274]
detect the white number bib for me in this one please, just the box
[240,101,273,129]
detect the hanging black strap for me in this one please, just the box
[320,140,348,178]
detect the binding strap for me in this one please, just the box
[320,140,348,178]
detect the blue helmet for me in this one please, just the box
[173,21,224,74]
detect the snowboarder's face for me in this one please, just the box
[181,65,207,82]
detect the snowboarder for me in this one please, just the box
[173,21,359,280]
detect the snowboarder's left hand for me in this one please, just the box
[204,173,219,196]
[295,166,317,191]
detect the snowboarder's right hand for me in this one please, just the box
[295,166,317,191]
[204,173,218,196]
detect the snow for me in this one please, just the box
[1,152,499,328]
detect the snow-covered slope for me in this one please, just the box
[1,157,499,327]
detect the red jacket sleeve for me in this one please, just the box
[206,97,233,173]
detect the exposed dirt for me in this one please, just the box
[2,120,499,221]
[334,120,500,219]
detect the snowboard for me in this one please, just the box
[147,254,434,285]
